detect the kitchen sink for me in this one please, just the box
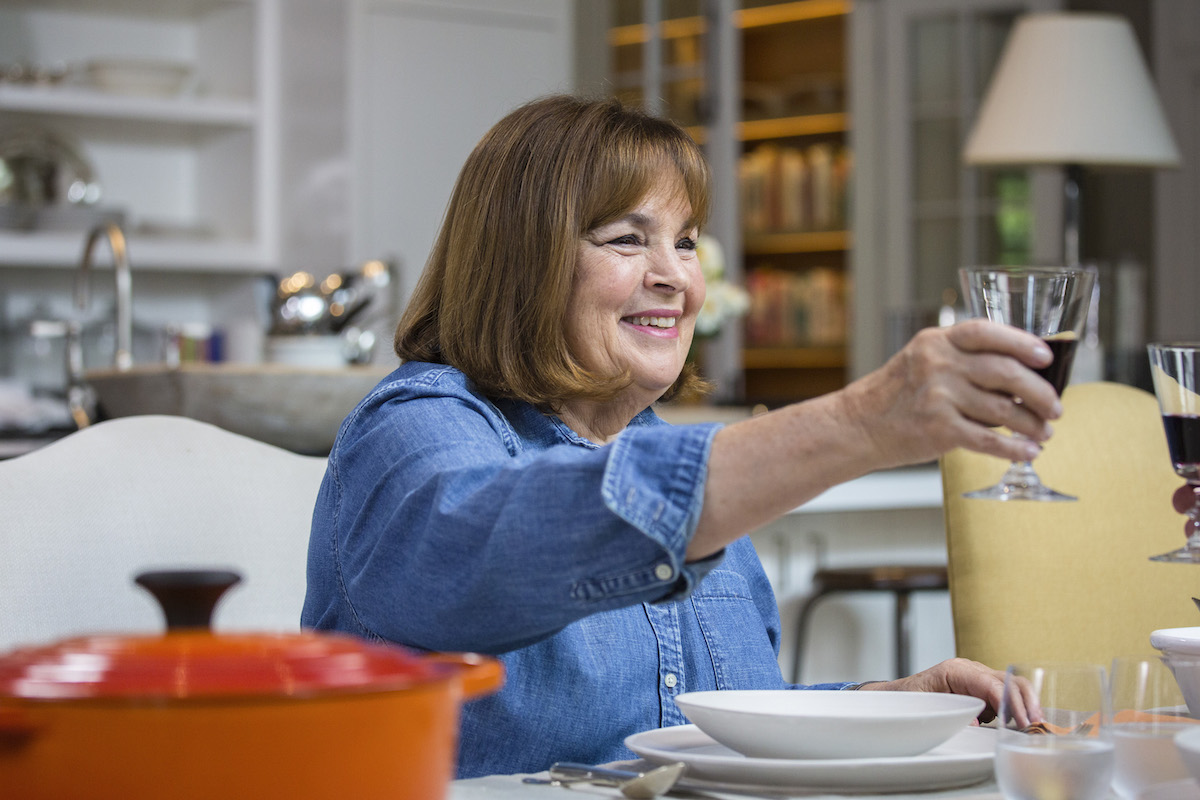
[85,362,393,454]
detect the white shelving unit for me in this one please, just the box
[0,0,280,273]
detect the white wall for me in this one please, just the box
[348,0,574,311]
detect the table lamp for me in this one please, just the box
[962,11,1180,267]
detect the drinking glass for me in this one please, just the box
[1109,656,1197,798]
[959,266,1097,501]
[995,663,1113,800]
[1147,343,1200,562]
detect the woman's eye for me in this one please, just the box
[607,234,642,247]
[677,237,697,251]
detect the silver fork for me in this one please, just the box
[522,761,686,798]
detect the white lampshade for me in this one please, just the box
[964,12,1180,168]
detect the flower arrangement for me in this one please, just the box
[695,234,750,337]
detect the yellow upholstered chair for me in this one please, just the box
[941,381,1200,671]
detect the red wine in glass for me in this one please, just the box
[1162,414,1200,481]
[1036,334,1079,397]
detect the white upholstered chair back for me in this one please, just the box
[0,415,328,651]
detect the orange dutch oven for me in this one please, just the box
[0,570,503,800]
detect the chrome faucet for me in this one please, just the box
[76,222,133,371]
[66,223,132,428]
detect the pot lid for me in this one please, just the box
[0,570,462,701]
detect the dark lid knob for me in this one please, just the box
[134,570,242,632]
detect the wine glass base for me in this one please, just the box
[962,459,1076,502]
[963,482,1077,502]
[1149,547,1200,564]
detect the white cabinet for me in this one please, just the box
[0,0,280,272]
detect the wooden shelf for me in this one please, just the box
[741,112,848,141]
[686,111,849,144]
[744,230,850,254]
[609,0,851,47]
[609,0,852,405]
[743,346,846,370]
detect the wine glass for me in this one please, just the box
[995,662,1113,800]
[1147,343,1200,562]
[958,266,1097,501]
[1109,655,1197,798]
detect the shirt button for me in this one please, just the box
[664,673,678,688]
[654,563,674,581]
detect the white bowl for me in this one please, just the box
[672,690,984,760]
[1152,628,1200,657]
[1152,628,1200,716]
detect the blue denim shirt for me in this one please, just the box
[302,361,849,777]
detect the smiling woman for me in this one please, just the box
[563,177,704,442]
[303,94,1075,780]
[393,95,710,412]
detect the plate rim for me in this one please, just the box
[624,724,996,792]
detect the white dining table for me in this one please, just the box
[449,772,1006,800]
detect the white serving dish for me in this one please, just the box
[1152,627,1200,656]
[1152,628,1200,716]
[672,689,983,760]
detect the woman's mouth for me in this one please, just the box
[622,315,677,329]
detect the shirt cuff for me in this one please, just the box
[600,422,722,599]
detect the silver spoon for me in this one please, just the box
[523,761,686,798]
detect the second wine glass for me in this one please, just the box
[958,266,1096,501]
[1147,342,1200,562]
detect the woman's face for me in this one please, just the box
[565,175,705,402]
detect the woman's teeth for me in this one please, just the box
[627,316,676,328]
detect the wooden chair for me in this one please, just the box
[940,381,1200,670]
[0,415,328,651]
[790,564,949,684]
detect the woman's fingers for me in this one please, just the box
[860,657,1016,723]
[944,321,1061,422]
[1174,484,1195,514]
[838,319,1069,468]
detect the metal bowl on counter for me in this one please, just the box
[85,362,392,455]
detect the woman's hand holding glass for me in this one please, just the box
[957,266,1096,501]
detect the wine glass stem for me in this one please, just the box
[1000,433,1044,487]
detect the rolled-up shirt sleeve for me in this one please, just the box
[303,365,725,655]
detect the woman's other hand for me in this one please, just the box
[857,657,1039,726]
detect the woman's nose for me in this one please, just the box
[646,247,691,292]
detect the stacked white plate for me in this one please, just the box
[626,690,992,793]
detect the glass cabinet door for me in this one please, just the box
[585,0,856,406]
[850,0,1061,377]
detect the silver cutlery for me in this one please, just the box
[523,761,686,798]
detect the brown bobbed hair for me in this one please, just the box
[393,94,712,409]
